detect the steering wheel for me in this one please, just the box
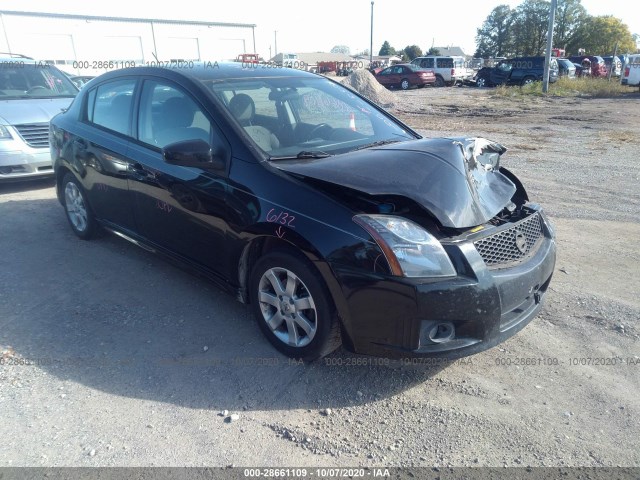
[308,123,333,140]
[27,86,48,94]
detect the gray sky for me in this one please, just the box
[7,0,639,56]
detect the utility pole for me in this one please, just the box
[542,0,557,93]
[370,2,374,64]
[274,31,278,57]
[608,42,618,81]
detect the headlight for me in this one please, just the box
[353,214,456,278]
[0,125,13,140]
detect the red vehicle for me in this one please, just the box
[375,63,436,90]
[568,55,607,77]
[236,53,260,65]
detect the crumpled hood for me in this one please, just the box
[275,137,516,229]
[0,98,74,125]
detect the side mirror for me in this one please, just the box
[162,139,225,170]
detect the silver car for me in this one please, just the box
[0,55,77,182]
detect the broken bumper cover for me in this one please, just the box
[331,212,556,360]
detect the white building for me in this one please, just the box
[0,10,257,74]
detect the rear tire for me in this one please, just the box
[400,78,410,90]
[521,76,535,86]
[434,75,445,87]
[249,251,341,361]
[61,173,98,240]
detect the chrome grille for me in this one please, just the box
[14,123,49,148]
[474,212,544,268]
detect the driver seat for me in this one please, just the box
[228,93,280,152]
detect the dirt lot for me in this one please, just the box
[1,86,639,469]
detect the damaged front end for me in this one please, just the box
[274,137,556,359]
[274,137,526,230]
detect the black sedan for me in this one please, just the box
[50,63,556,361]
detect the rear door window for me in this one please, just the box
[438,58,454,69]
[88,79,136,136]
[420,58,434,69]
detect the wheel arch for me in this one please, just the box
[55,164,74,205]
[237,233,355,350]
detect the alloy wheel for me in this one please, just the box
[257,267,317,347]
[64,182,88,232]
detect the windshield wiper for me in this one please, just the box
[353,139,402,151]
[271,150,333,160]
[296,150,332,159]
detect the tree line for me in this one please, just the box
[475,0,637,58]
[373,0,637,61]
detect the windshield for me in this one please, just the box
[202,76,415,158]
[0,64,78,99]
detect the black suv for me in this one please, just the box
[475,56,558,87]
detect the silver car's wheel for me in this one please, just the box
[65,181,88,233]
[258,267,317,347]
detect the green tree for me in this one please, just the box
[426,47,441,55]
[378,41,396,56]
[553,0,588,49]
[403,45,423,60]
[330,45,351,55]
[568,15,636,55]
[511,0,550,56]
[474,5,515,58]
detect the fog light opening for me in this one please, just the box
[428,322,455,343]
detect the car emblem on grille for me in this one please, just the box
[514,230,528,254]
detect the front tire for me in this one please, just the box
[400,78,410,90]
[62,173,98,240]
[249,251,341,361]
[476,76,488,88]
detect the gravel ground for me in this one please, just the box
[1,86,639,469]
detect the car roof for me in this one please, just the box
[110,62,317,82]
[414,55,462,59]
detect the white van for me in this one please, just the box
[410,56,473,87]
[621,54,640,87]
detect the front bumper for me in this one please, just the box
[331,211,556,360]
[0,140,53,181]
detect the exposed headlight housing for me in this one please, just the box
[353,214,456,278]
[0,125,13,140]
